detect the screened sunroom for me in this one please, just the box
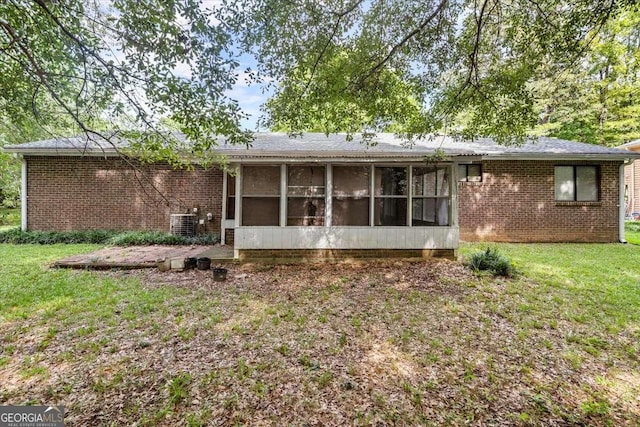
[221,162,459,256]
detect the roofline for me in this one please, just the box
[618,139,640,149]
[2,147,121,157]
[483,153,640,161]
[5,147,639,162]
[228,157,458,164]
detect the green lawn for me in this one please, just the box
[1,243,639,425]
[626,221,640,245]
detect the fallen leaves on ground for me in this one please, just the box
[1,259,638,426]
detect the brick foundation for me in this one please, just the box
[458,160,621,242]
[26,156,223,235]
[224,229,235,245]
[238,249,455,262]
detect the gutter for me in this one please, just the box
[19,155,27,231]
[2,148,120,157]
[620,159,634,243]
[483,153,639,161]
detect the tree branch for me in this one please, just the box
[298,0,364,101]
[357,0,449,85]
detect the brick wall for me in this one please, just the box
[25,156,623,244]
[26,156,223,234]
[224,229,235,245]
[458,160,622,242]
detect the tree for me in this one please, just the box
[0,105,79,207]
[535,8,640,146]
[241,0,636,144]
[263,49,425,137]
[0,0,636,158]
[0,0,252,164]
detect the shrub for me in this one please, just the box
[0,208,20,226]
[625,221,640,233]
[0,228,114,244]
[107,231,185,246]
[467,247,517,277]
[0,228,220,246]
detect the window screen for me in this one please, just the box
[374,167,407,225]
[226,175,235,219]
[332,166,370,226]
[412,167,450,226]
[242,166,280,226]
[287,165,325,226]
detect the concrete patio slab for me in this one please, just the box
[53,244,234,269]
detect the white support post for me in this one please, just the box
[326,164,332,227]
[407,165,413,227]
[220,171,228,245]
[280,164,287,227]
[234,165,242,227]
[21,156,27,231]
[369,164,375,226]
[450,163,458,227]
[234,166,242,259]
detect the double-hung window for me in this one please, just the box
[458,164,482,182]
[554,166,599,202]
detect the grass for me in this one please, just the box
[1,242,639,425]
[625,221,640,245]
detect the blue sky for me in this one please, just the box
[226,54,272,131]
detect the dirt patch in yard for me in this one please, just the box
[1,259,639,426]
[52,244,233,269]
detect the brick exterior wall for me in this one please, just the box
[25,156,622,245]
[26,156,223,234]
[458,160,622,242]
[224,229,235,246]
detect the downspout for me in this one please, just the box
[20,155,27,231]
[620,160,633,243]
[633,158,636,213]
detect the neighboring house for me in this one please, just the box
[4,133,639,260]
[620,139,640,216]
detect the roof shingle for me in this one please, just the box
[3,132,638,160]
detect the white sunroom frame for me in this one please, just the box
[220,160,460,257]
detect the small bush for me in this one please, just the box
[0,228,114,244]
[625,221,640,233]
[0,228,220,246]
[0,208,20,226]
[467,247,517,277]
[107,231,185,246]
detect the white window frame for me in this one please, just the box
[554,165,599,202]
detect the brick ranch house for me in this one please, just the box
[620,139,640,216]
[4,133,639,260]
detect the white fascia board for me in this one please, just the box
[4,149,120,157]
[483,153,640,161]
[222,156,455,164]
